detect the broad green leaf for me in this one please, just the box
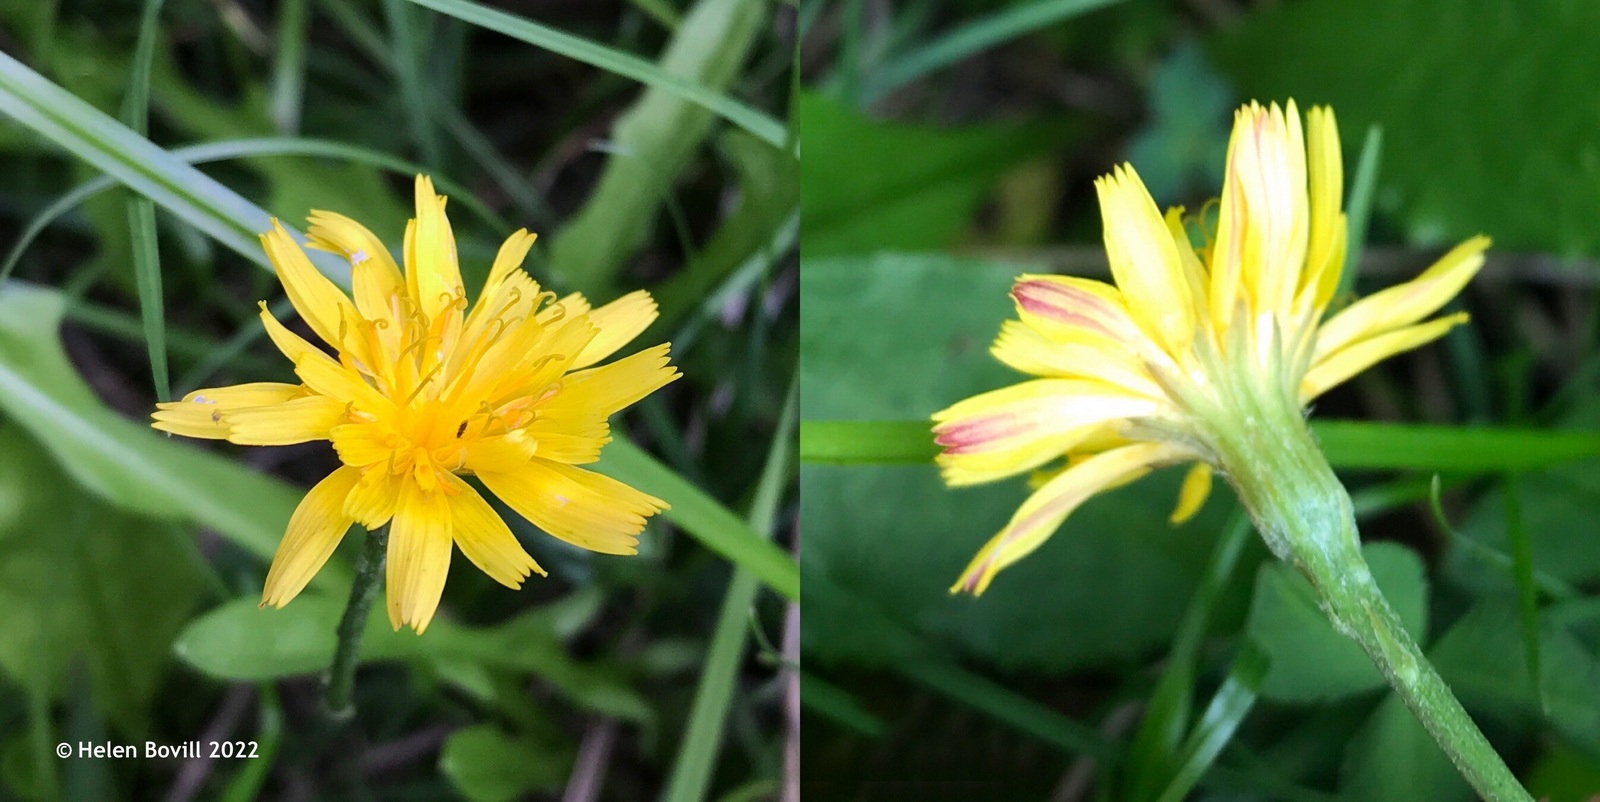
[801,254,1232,671]
[1446,402,1600,591]
[173,594,654,724]
[0,425,203,735]
[440,724,572,802]
[1429,602,1600,745]
[799,93,1052,256]
[1245,542,1427,702]
[1526,744,1600,802]
[549,0,767,293]
[1210,0,1600,257]
[0,283,322,573]
[1341,694,1472,802]
[405,0,784,147]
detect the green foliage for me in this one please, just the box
[0,283,318,570]
[1247,542,1427,702]
[439,724,573,802]
[1210,0,1600,257]
[550,0,768,294]
[799,92,1051,257]
[0,425,203,735]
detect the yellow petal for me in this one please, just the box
[442,473,544,589]
[541,343,679,417]
[345,468,402,528]
[260,221,360,353]
[520,409,610,465]
[407,175,464,323]
[330,422,397,467]
[305,210,404,322]
[474,229,537,310]
[478,460,665,555]
[1301,106,1345,310]
[386,481,454,633]
[152,383,301,438]
[291,345,392,413]
[990,320,1163,399]
[1163,207,1211,325]
[261,466,361,608]
[463,430,539,473]
[952,442,1182,595]
[1301,312,1469,401]
[1009,274,1148,351]
[1169,462,1213,525]
[226,395,348,445]
[1095,165,1196,354]
[931,379,1164,486]
[541,292,590,323]
[1313,236,1488,363]
[570,290,659,370]
[1211,109,1248,329]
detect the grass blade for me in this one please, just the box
[0,50,347,286]
[270,0,311,134]
[864,0,1125,101]
[799,419,1600,472]
[1501,472,1545,713]
[124,0,169,401]
[403,0,786,148]
[1153,645,1269,802]
[127,201,169,401]
[1124,514,1253,800]
[662,376,796,802]
[2,136,508,284]
[385,0,444,167]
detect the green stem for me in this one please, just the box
[1208,392,1531,802]
[324,526,388,720]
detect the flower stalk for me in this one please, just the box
[323,526,389,720]
[1206,386,1531,802]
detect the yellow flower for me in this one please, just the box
[153,176,680,632]
[934,101,1487,595]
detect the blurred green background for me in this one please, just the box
[798,1,1600,800]
[0,0,797,800]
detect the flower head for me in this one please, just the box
[935,101,1487,595]
[154,176,680,632]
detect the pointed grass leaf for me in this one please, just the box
[403,0,784,148]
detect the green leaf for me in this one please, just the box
[1342,694,1472,802]
[0,425,203,734]
[0,283,325,573]
[801,254,1233,671]
[1429,602,1600,745]
[1154,644,1270,802]
[173,594,655,724]
[1210,0,1600,257]
[0,49,346,284]
[1246,542,1427,702]
[863,0,1127,101]
[1445,403,1600,591]
[404,0,784,148]
[799,92,1052,257]
[440,724,572,802]
[549,0,769,293]
[597,439,799,603]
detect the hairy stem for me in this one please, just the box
[324,526,388,720]
[1209,389,1531,802]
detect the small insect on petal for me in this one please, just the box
[456,421,468,438]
